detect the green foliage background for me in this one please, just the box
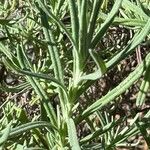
[0,0,150,149]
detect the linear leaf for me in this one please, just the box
[89,49,107,75]
[39,2,68,112]
[107,18,150,69]
[98,12,147,27]
[87,0,103,45]
[79,0,87,58]
[0,122,11,146]
[80,49,107,81]
[80,71,101,81]
[81,52,150,119]
[80,118,124,144]
[36,0,76,49]
[136,65,150,106]
[0,43,13,59]
[0,82,30,93]
[122,0,149,19]
[67,118,81,150]
[2,57,67,93]
[68,0,79,45]
[135,120,150,147]
[3,58,57,126]
[91,0,122,48]
[0,121,57,139]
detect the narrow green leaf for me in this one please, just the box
[17,44,27,69]
[89,49,107,75]
[87,0,103,46]
[36,0,76,49]
[80,71,101,81]
[16,42,58,125]
[2,57,67,93]
[67,118,81,150]
[91,0,122,48]
[80,49,107,81]
[4,121,58,139]
[0,82,30,93]
[68,17,150,97]
[144,110,150,118]
[106,114,139,148]
[55,0,65,16]
[19,69,68,95]
[80,118,124,144]
[107,18,150,69]
[3,56,57,126]
[39,2,68,114]
[135,120,150,147]
[136,0,150,17]
[79,17,150,96]
[79,0,87,58]
[0,122,11,146]
[68,0,79,45]
[98,12,147,27]
[122,0,149,19]
[81,52,150,119]
[136,65,150,106]
[0,43,13,59]
[2,57,19,72]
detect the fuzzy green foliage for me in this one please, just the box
[0,0,150,149]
